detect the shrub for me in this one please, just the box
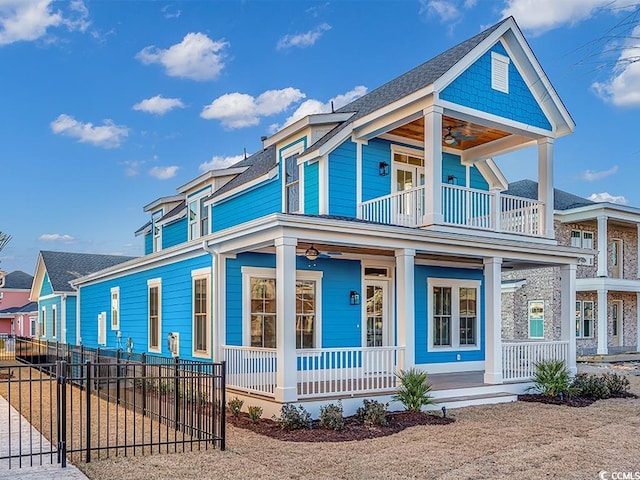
[227,397,244,418]
[602,373,630,396]
[356,399,388,427]
[571,373,610,400]
[274,404,312,430]
[529,359,572,397]
[319,401,344,431]
[247,405,263,423]
[392,368,434,413]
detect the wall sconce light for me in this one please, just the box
[379,161,390,176]
[447,175,458,185]
[350,290,360,305]
[304,244,319,262]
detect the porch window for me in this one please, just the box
[193,272,210,355]
[284,154,300,213]
[111,287,120,330]
[571,229,594,249]
[428,278,481,351]
[576,300,594,338]
[250,278,277,348]
[148,278,162,352]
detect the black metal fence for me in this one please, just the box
[0,336,226,470]
[0,334,15,361]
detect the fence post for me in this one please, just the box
[174,356,179,431]
[85,360,92,463]
[116,349,121,405]
[57,360,68,468]
[141,353,147,417]
[220,361,226,451]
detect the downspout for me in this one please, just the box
[202,240,219,362]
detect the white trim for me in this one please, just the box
[187,189,211,241]
[427,278,482,352]
[361,278,392,348]
[416,361,484,374]
[110,286,120,331]
[576,299,595,339]
[177,168,247,195]
[501,279,526,293]
[527,300,544,339]
[147,278,162,353]
[355,139,363,206]
[280,142,306,162]
[319,155,329,214]
[281,143,305,214]
[192,269,212,359]
[51,304,57,339]
[143,194,184,213]
[40,306,46,338]
[263,113,353,149]
[576,277,640,293]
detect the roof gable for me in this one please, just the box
[1,270,33,290]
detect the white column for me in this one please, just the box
[636,292,640,353]
[423,105,443,225]
[483,257,503,384]
[395,248,415,371]
[355,139,364,208]
[491,188,502,232]
[597,215,608,277]
[537,138,554,238]
[275,236,298,403]
[560,264,577,374]
[636,224,640,278]
[597,288,608,355]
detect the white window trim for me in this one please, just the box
[192,268,211,358]
[111,286,120,331]
[280,143,305,214]
[187,191,211,241]
[527,300,544,339]
[148,278,162,353]
[491,51,510,94]
[152,210,163,253]
[241,266,323,349]
[51,304,57,339]
[576,300,594,339]
[427,278,481,352]
[41,306,46,337]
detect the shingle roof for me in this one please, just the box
[0,301,38,314]
[2,270,33,290]
[212,145,277,198]
[40,251,136,293]
[504,180,595,211]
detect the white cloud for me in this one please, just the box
[588,192,629,204]
[50,114,128,148]
[136,32,229,81]
[133,95,186,115]
[201,87,305,129]
[0,0,90,46]
[39,233,74,242]
[149,166,178,180]
[199,154,245,172]
[579,165,618,181]
[421,0,461,22]
[500,0,638,35]
[161,5,181,19]
[277,23,331,50]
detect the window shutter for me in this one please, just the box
[491,52,510,94]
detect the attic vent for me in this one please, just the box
[491,51,510,94]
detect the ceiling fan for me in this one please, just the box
[443,126,476,146]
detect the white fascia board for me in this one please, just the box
[143,195,184,213]
[263,113,354,149]
[353,107,427,141]
[176,167,248,195]
[134,225,152,237]
[576,277,640,293]
[298,123,354,163]
[28,254,45,302]
[207,166,279,205]
[501,279,527,293]
[557,204,640,224]
[156,208,187,227]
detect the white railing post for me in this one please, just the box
[491,188,501,232]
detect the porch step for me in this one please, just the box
[426,391,518,410]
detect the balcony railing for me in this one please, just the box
[357,184,543,236]
[502,340,569,382]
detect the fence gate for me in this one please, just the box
[1,353,225,470]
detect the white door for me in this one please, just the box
[393,163,425,224]
[363,280,390,347]
[612,300,623,347]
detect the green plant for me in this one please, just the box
[571,373,610,400]
[528,359,572,397]
[227,397,244,418]
[356,399,388,427]
[273,404,312,430]
[392,368,434,413]
[602,373,630,396]
[247,405,263,423]
[319,401,344,431]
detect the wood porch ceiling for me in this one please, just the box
[389,115,511,150]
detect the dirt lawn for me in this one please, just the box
[78,363,640,480]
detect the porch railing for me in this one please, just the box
[357,184,543,236]
[502,341,569,382]
[223,345,277,397]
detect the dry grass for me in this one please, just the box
[77,365,640,480]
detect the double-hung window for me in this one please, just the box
[152,210,163,252]
[576,300,594,338]
[284,154,300,213]
[428,278,480,350]
[192,269,210,356]
[571,229,594,249]
[188,194,210,240]
[111,287,120,330]
[148,279,162,352]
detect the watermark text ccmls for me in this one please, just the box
[599,471,640,480]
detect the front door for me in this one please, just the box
[393,162,425,224]
[612,300,623,347]
[363,280,389,347]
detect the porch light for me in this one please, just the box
[444,134,456,145]
[304,244,319,262]
[350,290,360,305]
[378,161,390,176]
[447,175,458,185]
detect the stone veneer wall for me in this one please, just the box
[607,224,639,280]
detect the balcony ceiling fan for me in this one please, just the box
[443,126,476,146]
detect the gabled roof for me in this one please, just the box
[0,301,38,314]
[212,146,277,199]
[504,180,595,211]
[31,251,136,297]
[158,199,186,225]
[1,270,33,290]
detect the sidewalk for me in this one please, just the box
[0,394,88,480]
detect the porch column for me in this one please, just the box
[395,248,415,370]
[560,264,577,374]
[537,138,554,238]
[636,292,640,352]
[597,215,608,277]
[275,236,298,403]
[483,257,503,384]
[423,105,443,225]
[597,288,608,355]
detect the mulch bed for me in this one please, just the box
[228,411,455,442]
[518,392,637,407]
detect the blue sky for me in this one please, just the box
[1,0,639,275]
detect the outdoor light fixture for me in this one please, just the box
[447,175,458,185]
[304,245,319,262]
[444,134,456,145]
[379,161,390,176]
[350,290,360,305]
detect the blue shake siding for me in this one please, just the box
[162,218,187,249]
[79,254,212,361]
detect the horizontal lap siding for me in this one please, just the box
[144,233,152,255]
[329,140,357,217]
[66,296,77,345]
[442,153,489,190]
[39,295,61,342]
[212,179,280,232]
[414,265,485,364]
[79,254,211,361]
[362,139,391,202]
[304,161,319,214]
[162,218,187,249]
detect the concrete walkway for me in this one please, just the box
[0,395,88,479]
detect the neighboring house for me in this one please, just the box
[30,251,135,345]
[502,180,640,355]
[0,271,34,335]
[0,302,39,337]
[71,17,584,416]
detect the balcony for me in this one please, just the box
[357,184,543,236]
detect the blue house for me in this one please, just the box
[71,17,584,416]
[30,251,134,345]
